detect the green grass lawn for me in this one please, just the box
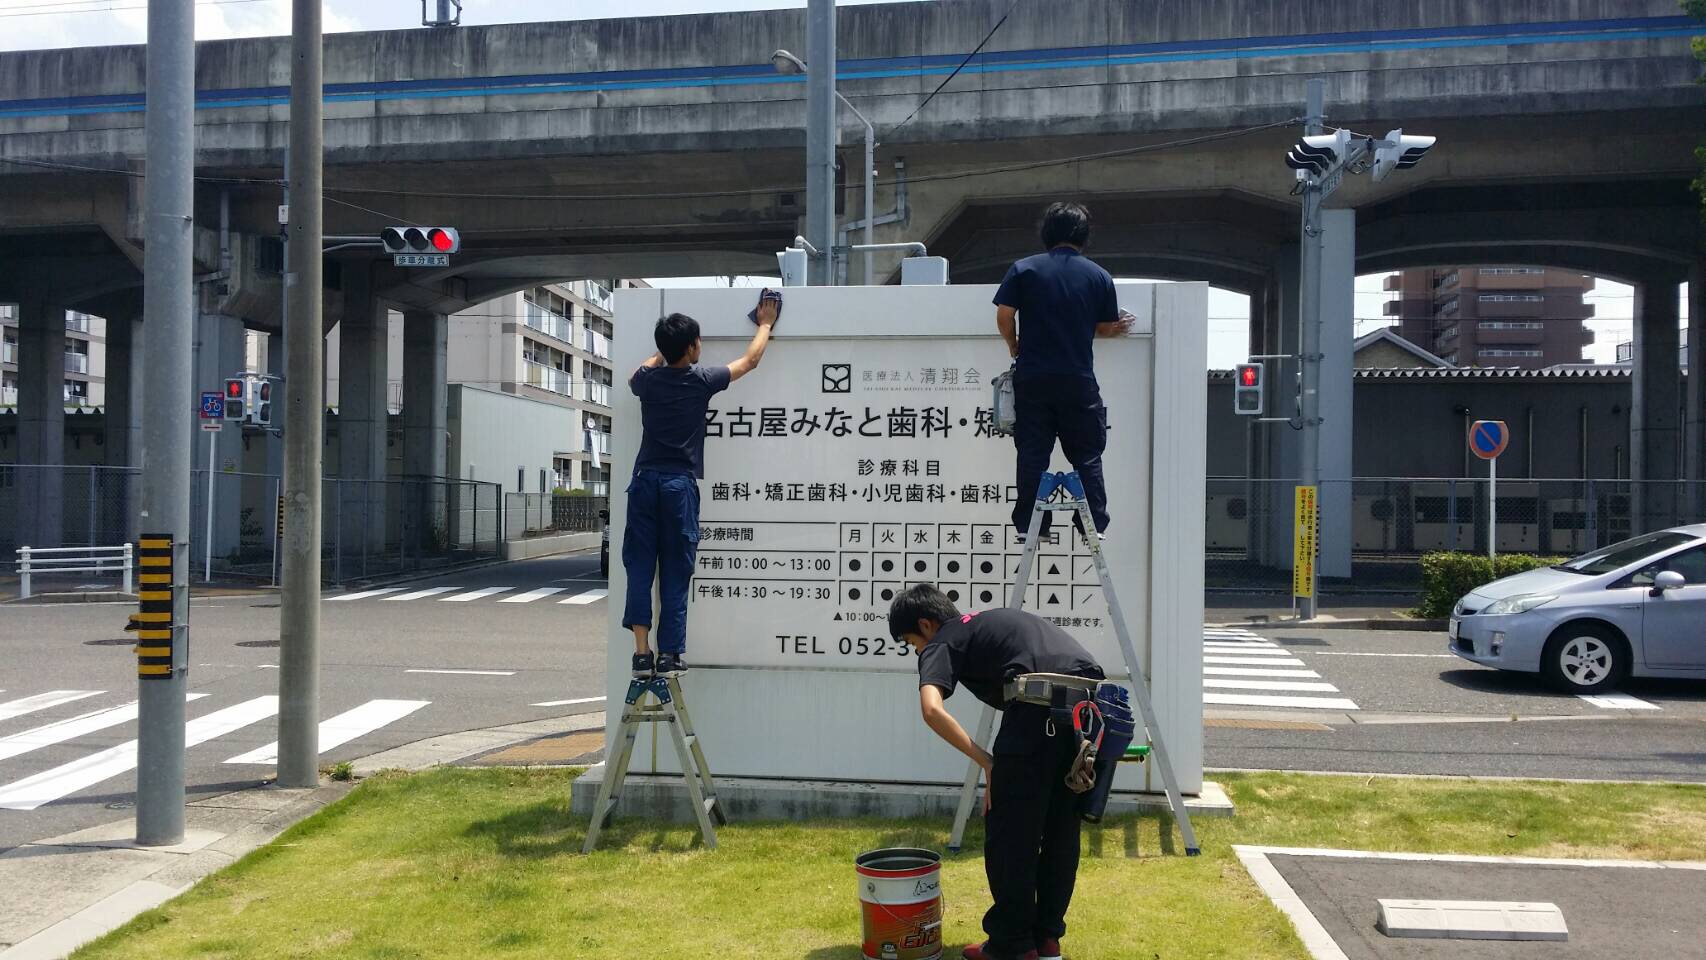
[75,769,1706,960]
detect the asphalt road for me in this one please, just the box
[0,552,609,852]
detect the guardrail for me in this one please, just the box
[17,543,133,599]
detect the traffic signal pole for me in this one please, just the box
[279,0,324,789]
[1297,78,1325,621]
[135,0,194,846]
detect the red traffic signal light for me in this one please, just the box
[428,228,455,252]
[225,379,244,398]
[381,226,460,256]
[1239,365,1259,387]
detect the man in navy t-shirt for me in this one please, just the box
[994,202,1131,541]
[624,295,778,677]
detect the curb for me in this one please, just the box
[1237,618,1445,632]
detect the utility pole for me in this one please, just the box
[135,0,194,846]
[279,0,324,789]
[1296,78,1325,621]
[805,0,837,285]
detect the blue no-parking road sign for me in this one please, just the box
[1469,419,1508,460]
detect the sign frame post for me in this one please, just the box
[1468,420,1510,561]
[198,391,225,584]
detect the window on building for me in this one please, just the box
[1478,294,1544,303]
[1476,348,1544,358]
[1479,267,1546,276]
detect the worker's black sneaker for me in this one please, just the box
[631,652,655,678]
[656,653,687,676]
[1038,938,1063,960]
[962,944,1037,960]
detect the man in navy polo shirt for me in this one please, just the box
[994,202,1131,542]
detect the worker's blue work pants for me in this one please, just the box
[621,469,700,655]
[1011,374,1110,539]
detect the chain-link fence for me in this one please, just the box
[2,464,502,585]
[504,492,609,541]
[1207,477,1706,593]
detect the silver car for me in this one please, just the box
[1450,526,1706,693]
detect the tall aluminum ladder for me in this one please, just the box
[583,674,726,852]
[947,471,1200,856]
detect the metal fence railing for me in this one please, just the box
[1,464,502,585]
[504,492,608,541]
[1207,477,1706,593]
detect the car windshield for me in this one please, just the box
[1554,531,1699,576]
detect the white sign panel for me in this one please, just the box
[691,337,1145,673]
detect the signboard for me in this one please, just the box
[685,337,1142,672]
[1468,420,1508,460]
[1293,485,1318,599]
[394,253,449,268]
[199,391,223,420]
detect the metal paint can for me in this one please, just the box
[856,847,944,960]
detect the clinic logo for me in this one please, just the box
[821,364,852,393]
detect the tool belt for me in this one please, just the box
[1003,672,1100,707]
[1006,674,1104,795]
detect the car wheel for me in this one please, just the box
[1540,625,1628,694]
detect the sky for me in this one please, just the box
[0,0,1650,368]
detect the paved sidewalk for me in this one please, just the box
[0,711,605,960]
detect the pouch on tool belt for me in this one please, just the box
[991,367,1016,436]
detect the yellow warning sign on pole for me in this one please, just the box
[1293,486,1318,599]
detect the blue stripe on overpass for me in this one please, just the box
[0,15,1699,121]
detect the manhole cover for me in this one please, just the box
[236,640,280,648]
[105,800,133,810]
[84,638,136,646]
[1275,637,1330,646]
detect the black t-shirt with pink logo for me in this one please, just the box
[918,607,1102,710]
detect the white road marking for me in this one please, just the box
[440,587,516,602]
[1313,652,1457,658]
[1201,646,1295,657]
[0,691,103,723]
[386,587,460,601]
[1206,655,1313,668]
[404,668,516,676]
[0,694,209,763]
[223,699,430,764]
[559,589,609,605]
[1205,666,1323,679]
[329,587,407,601]
[1578,693,1662,711]
[499,587,569,604]
[1204,693,1360,711]
[530,696,607,708]
[1206,678,1343,693]
[0,696,278,811]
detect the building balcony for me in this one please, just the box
[1473,321,1547,345]
[1473,297,1546,319]
[1,385,16,406]
[583,329,611,360]
[524,360,574,397]
[1382,274,1402,292]
[64,313,90,334]
[64,352,89,374]
[582,381,611,407]
[1,341,15,365]
[523,299,574,343]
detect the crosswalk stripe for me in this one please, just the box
[1578,693,1661,711]
[1204,693,1360,710]
[1206,655,1311,667]
[559,589,609,605]
[0,691,103,723]
[1205,678,1342,693]
[223,699,430,765]
[1201,646,1294,657]
[0,694,209,763]
[329,587,408,602]
[1204,666,1322,679]
[0,696,278,811]
[499,587,569,604]
[385,587,460,601]
[531,696,607,708]
[441,587,515,602]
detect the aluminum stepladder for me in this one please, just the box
[947,471,1200,856]
[582,674,726,852]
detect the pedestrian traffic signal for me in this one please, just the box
[252,379,274,427]
[380,226,460,255]
[1234,362,1264,416]
[1284,130,1352,177]
[223,378,247,421]
[1372,129,1437,183]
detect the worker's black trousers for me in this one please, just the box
[983,709,1084,960]
[1011,374,1109,540]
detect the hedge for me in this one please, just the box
[1414,552,1568,619]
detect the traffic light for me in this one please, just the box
[1372,128,1436,183]
[223,377,247,422]
[1284,130,1352,177]
[380,226,460,255]
[1234,362,1265,416]
[252,379,274,427]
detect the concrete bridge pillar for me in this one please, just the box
[402,309,448,554]
[103,315,143,544]
[337,264,390,563]
[194,311,247,564]
[1255,248,1300,573]
[17,298,65,548]
[1630,275,1683,534]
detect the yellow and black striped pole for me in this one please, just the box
[134,535,175,678]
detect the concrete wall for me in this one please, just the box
[446,384,577,491]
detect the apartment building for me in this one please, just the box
[1383,267,1595,369]
[322,278,638,493]
[0,304,107,409]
